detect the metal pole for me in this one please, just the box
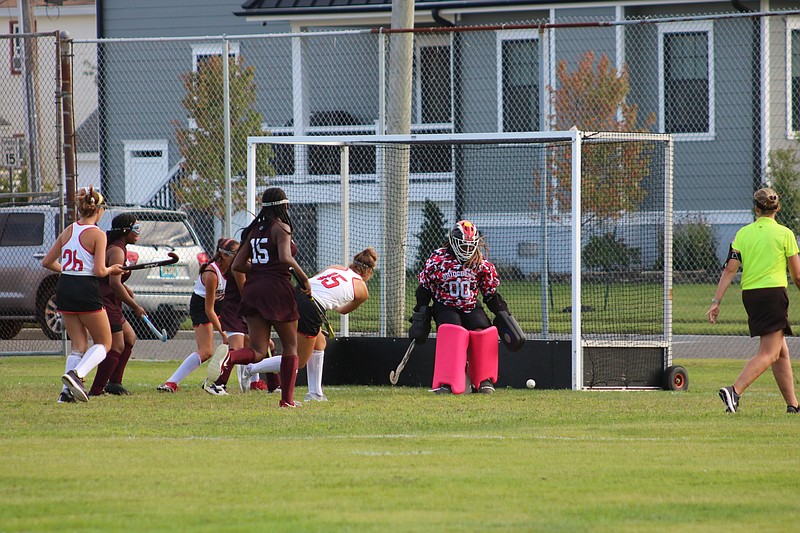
[340,145,350,336]
[59,31,76,224]
[223,37,233,238]
[18,0,41,193]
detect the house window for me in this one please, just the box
[10,21,22,75]
[413,35,452,126]
[787,19,800,136]
[497,31,539,132]
[191,42,240,72]
[658,21,714,139]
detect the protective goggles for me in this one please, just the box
[130,223,142,235]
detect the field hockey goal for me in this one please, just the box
[246,130,675,390]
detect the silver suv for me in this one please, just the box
[0,203,207,339]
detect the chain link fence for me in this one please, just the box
[4,10,800,349]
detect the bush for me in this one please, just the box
[583,233,640,271]
[672,218,719,272]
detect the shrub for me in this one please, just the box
[583,233,640,271]
[672,218,719,271]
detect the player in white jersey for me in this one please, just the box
[41,186,124,403]
[235,247,378,401]
[157,238,239,394]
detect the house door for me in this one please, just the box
[124,140,168,205]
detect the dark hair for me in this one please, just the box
[242,187,293,242]
[201,238,239,274]
[76,186,106,219]
[350,247,378,276]
[106,213,137,242]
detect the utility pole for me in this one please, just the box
[18,0,42,193]
[382,0,414,336]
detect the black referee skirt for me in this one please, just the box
[742,287,792,337]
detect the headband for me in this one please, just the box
[353,259,373,270]
[262,199,289,207]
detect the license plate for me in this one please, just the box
[160,265,178,279]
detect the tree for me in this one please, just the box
[767,148,800,236]
[546,51,656,221]
[413,199,448,274]
[173,55,272,221]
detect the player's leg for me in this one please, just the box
[106,321,137,393]
[733,330,783,395]
[158,323,213,391]
[62,311,111,401]
[89,325,124,396]
[432,323,470,394]
[467,327,499,394]
[771,336,799,410]
[274,320,300,407]
[305,333,327,401]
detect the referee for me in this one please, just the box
[707,187,800,414]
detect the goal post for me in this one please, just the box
[246,130,673,390]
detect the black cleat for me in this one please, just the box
[718,386,740,413]
[787,405,799,414]
[62,370,89,402]
[104,382,131,395]
[477,379,495,394]
[57,390,75,403]
[433,384,452,395]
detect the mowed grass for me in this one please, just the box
[1,357,800,531]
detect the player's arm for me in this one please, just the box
[788,253,800,292]
[274,222,311,295]
[233,270,246,292]
[707,245,740,324]
[88,229,123,278]
[108,246,144,317]
[202,270,227,343]
[408,283,433,344]
[232,238,252,274]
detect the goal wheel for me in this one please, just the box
[663,365,688,391]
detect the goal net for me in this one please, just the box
[246,131,673,390]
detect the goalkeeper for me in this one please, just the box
[409,220,522,394]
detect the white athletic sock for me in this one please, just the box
[74,344,107,379]
[248,355,282,374]
[307,349,324,395]
[64,352,82,391]
[168,352,202,385]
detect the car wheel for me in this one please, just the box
[0,320,23,340]
[36,279,62,340]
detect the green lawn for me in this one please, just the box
[1,356,799,531]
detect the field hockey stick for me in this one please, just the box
[141,315,168,342]
[389,339,416,385]
[121,252,179,271]
[289,267,335,338]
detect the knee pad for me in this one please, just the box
[432,324,470,394]
[467,326,498,387]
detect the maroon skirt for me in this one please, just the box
[238,275,299,323]
[220,297,248,334]
[742,287,792,337]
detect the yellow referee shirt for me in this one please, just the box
[732,217,799,290]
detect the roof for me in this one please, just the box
[74,109,98,153]
[236,0,572,17]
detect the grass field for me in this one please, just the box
[2,356,799,531]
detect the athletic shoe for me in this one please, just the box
[478,379,495,394]
[719,386,740,413]
[788,405,800,413]
[207,344,230,383]
[236,364,249,394]
[157,381,179,393]
[279,399,302,408]
[432,384,452,395]
[204,381,228,396]
[57,390,75,403]
[305,392,328,402]
[61,370,89,402]
[250,380,268,391]
[104,382,131,395]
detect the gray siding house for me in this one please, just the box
[94,0,800,271]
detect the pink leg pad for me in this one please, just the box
[467,327,499,387]
[432,324,470,394]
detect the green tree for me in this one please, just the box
[767,148,800,236]
[173,55,272,220]
[413,199,448,274]
[547,51,656,221]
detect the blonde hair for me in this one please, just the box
[754,187,780,213]
[350,247,378,276]
[76,186,105,219]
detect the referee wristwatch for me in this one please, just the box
[711,298,721,304]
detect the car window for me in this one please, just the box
[0,213,44,246]
[136,220,196,247]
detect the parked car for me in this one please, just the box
[0,203,208,340]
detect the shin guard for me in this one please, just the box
[432,324,470,394]
[467,327,499,387]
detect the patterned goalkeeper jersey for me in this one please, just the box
[418,247,500,311]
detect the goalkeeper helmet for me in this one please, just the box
[449,220,480,263]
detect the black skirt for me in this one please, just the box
[56,275,103,313]
[742,287,792,337]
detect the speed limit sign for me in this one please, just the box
[2,137,24,169]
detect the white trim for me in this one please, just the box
[786,17,800,139]
[657,20,715,141]
[496,29,541,133]
[191,41,240,72]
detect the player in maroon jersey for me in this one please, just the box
[89,213,145,396]
[410,220,513,395]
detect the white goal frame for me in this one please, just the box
[246,130,674,390]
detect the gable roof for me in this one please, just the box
[236,0,571,18]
